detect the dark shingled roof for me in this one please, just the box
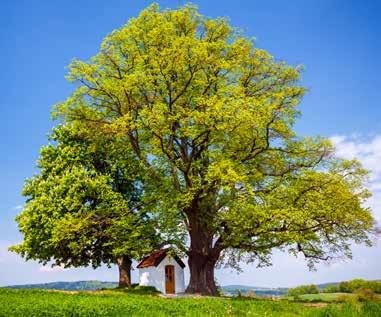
[137,248,186,269]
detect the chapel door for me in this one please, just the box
[165,265,175,294]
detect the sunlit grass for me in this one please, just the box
[0,288,380,317]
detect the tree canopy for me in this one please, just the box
[14,4,374,295]
[10,124,160,287]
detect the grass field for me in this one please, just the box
[285,293,357,302]
[285,292,381,303]
[1,288,381,317]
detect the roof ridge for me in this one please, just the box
[137,248,185,269]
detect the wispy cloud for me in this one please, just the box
[39,265,67,273]
[0,240,18,264]
[12,205,23,211]
[331,134,381,221]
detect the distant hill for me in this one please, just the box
[222,285,288,296]
[4,281,287,296]
[1,280,345,296]
[221,282,344,296]
[4,281,117,291]
[315,282,339,290]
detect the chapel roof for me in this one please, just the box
[136,248,186,269]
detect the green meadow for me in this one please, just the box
[1,288,381,317]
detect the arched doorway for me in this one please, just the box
[165,265,175,294]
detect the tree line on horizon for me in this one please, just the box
[287,279,381,296]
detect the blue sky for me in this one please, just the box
[1,0,380,287]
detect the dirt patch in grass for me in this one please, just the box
[303,302,328,308]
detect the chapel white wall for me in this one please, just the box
[138,255,185,294]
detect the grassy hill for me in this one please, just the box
[1,288,380,317]
[315,282,339,290]
[4,280,117,291]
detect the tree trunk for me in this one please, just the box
[186,250,218,295]
[117,256,132,288]
[185,211,221,296]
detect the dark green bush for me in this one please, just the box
[354,288,376,302]
[323,279,381,294]
[323,285,340,293]
[331,279,381,294]
[109,285,159,295]
[287,284,319,296]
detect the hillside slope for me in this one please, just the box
[4,280,117,290]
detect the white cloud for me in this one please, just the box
[0,241,16,263]
[12,205,23,211]
[331,134,381,221]
[39,265,67,273]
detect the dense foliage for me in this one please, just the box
[287,284,319,296]
[10,125,160,286]
[1,289,381,317]
[324,279,381,294]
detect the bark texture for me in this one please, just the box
[117,255,132,288]
[186,250,218,295]
[185,209,221,296]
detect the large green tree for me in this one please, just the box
[53,4,373,295]
[10,125,159,287]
